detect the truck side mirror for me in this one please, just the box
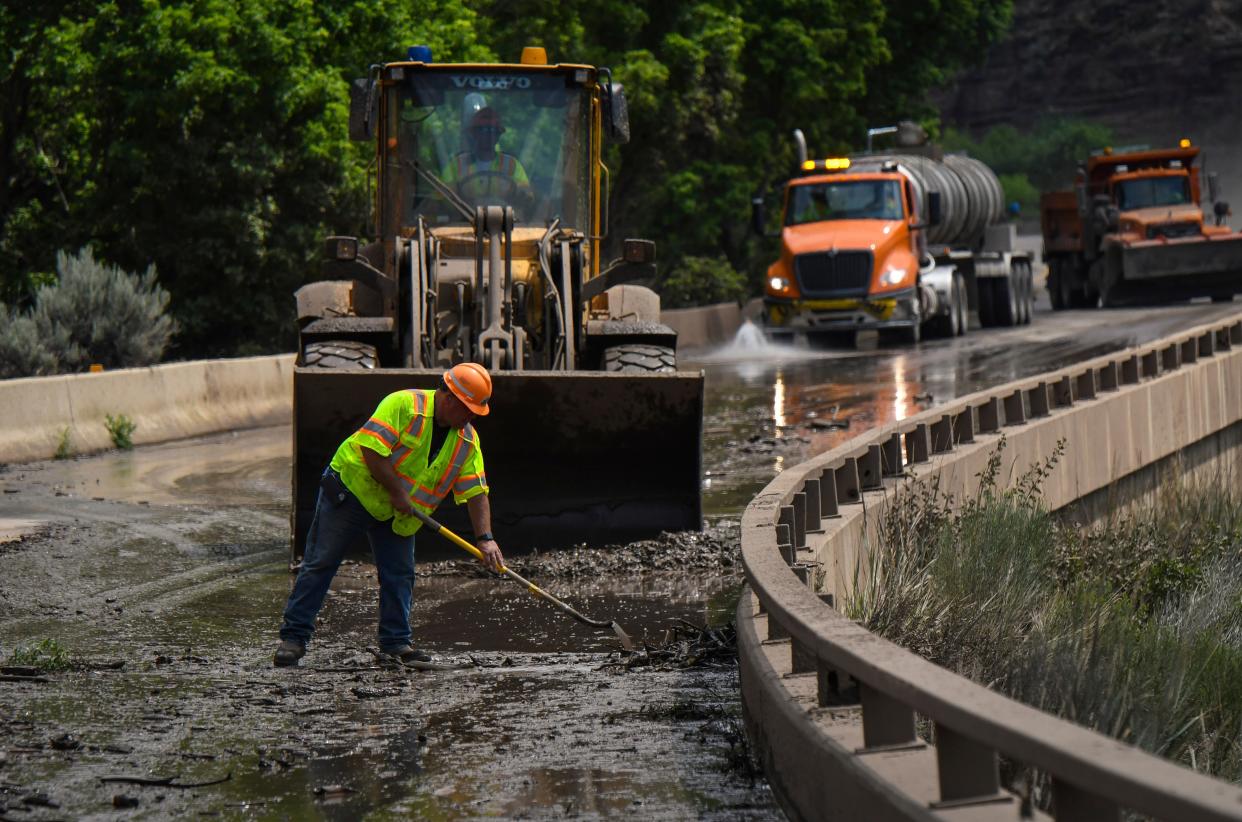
[1208,171,1221,203]
[604,83,630,145]
[751,196,766,236]
[926,191,942,227]
[348,78,375,141]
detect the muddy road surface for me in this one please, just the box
[1,297,1238,820]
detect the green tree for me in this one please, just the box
[1,0,486,356]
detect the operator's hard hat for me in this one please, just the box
[469,107,505,133]
[443,362,492,416]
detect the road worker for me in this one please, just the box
[441,107,532,204]
[274,363,504,667]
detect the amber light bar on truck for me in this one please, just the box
[801,157,851,173]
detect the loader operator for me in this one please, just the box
[273,363,504,667]
[441,107,532,204]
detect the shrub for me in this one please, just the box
[104,413,136,450]
[0,248,176,378]
[659,254,748,309]
[54,427,72,460]
[0,304,56,378]
[10,638,71,671]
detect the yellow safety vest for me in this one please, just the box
[329,389,488,536]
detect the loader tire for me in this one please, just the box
[602,344,676,373]
[301,340,378,369]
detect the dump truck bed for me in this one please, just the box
[291,369,704,560]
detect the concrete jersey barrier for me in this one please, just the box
[0,355,294,464]
[740,312,1242,821]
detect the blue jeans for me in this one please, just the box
[280,475,416,651]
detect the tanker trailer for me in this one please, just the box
[753,127,1034,344]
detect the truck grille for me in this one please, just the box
[1147,222,1200,240]
[794,251,873,298]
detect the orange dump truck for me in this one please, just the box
[754,129,1034,345]
[1042,141,1242,307]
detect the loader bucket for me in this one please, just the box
[291,368,704,561]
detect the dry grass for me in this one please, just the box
[847,439,1242,785]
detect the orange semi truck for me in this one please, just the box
[1041,141,1242,307]
[754,127,1034,345]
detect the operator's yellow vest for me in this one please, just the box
[330,389,488,535]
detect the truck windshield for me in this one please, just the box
[392,70,592,227]
[786,180,904,225]
[1114,176,1190,210]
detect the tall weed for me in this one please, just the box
[848,441,1242,784]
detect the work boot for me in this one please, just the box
[273,640,306,667]
[383,645,432,664]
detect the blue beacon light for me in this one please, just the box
[407,45,433,63]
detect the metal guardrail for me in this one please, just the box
[739,314,1242,821]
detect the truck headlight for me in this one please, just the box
[768,276,790,292]
[879,267,908,287]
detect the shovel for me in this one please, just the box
[411,509,635,651]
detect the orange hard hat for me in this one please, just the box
[443,362,492,416]
[469,107,505,133]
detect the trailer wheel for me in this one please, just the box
[1018,262,1034,325]
[977,278,996,327]
[927,274,963,338]
[301,340,378,369]
[603,343,676,373]
[992,272,1019,327]
[954,273,968,335]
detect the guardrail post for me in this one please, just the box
[1098,361,1119,391]
[1002,391,1025,426]
[1052,375,1073,408]
[836,459,861,505]
[977,398,1001,433]
[1161,343,1180,372]
[791,494,807,550]
[1199,330,1215,358]
[860,446,883,490]
[1075,369,1096,400]
[954,407,976,444]
[931,724,1005,808]
[906,423,931,463]
[1052,778,1120,822]
[1141,350,1159,378]
[1121,355,1141,384]
[804,478,823,533]
[776,517,796,565]
[817,660,858,707]
[821,468,841,516]
[858,682,921,751]
[790,634,815,674]
[1027,382,1050,418]
[881,433,904,477]
[931,414,953,453]
[1181,337,1199,364]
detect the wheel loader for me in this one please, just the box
[290,46,704,560]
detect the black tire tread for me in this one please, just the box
[602,343,676,373]
[302,340,378,369]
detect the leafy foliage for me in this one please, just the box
[9,638,71,672]
[0,248,174,377]
[104,413,137,450]
[943,118,1114,214]
[659,255,748,309]
[1,0,1015,350]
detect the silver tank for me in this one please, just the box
[850,153,1004,248]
